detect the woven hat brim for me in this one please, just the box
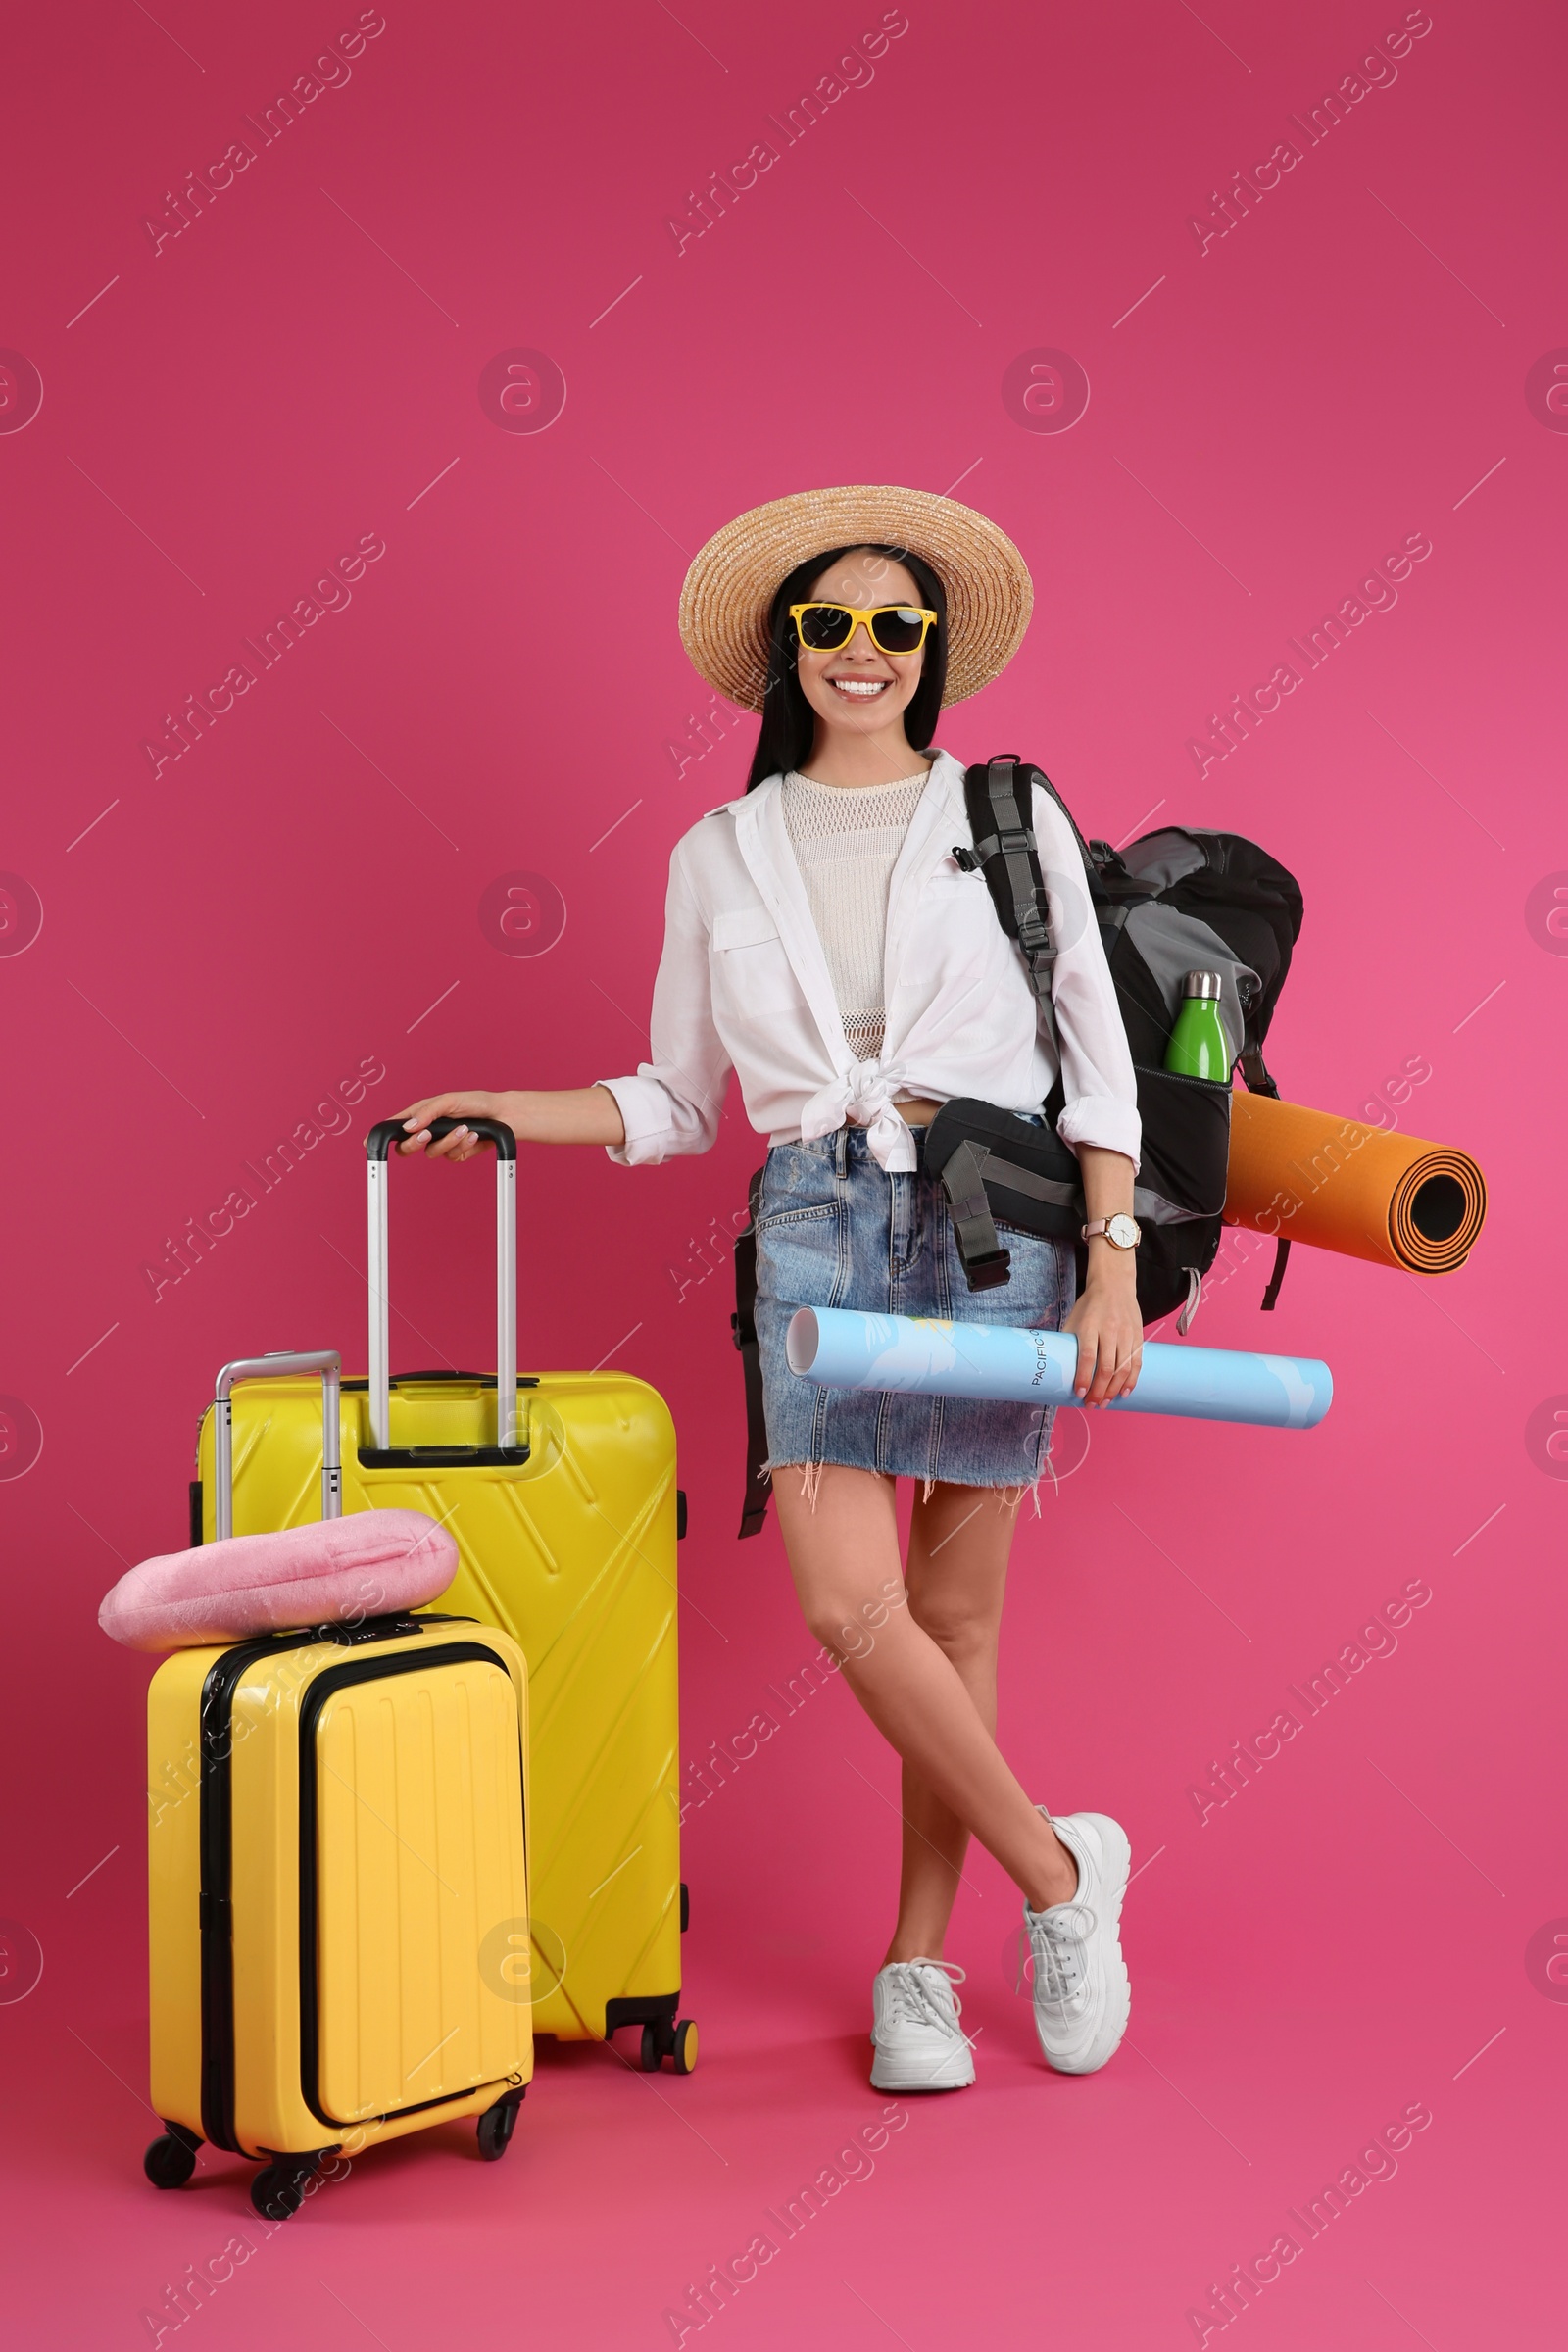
[678,485,1033,713]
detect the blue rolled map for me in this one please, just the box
[786,1308,1332,1431]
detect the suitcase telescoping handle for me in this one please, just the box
[213,1349,343,1541]
[363,1118,517,1454]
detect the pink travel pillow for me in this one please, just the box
[98,1509,458,1653]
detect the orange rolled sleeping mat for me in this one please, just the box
[1223,1092,1487,1274]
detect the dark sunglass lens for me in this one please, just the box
[799,604,853,651]
[871,607,927,653]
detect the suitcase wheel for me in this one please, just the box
[143,2131,199,2190]
[250,2153,323,2222]
[640,2017,699,2075]
[476,2087,524,2161]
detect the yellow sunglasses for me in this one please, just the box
[789,602,939,656]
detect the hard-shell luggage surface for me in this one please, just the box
[148,1353,532,2216]
[189,1118,691,2067]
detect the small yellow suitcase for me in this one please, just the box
[188,1121,693,2074]
[147,1352,533,2218]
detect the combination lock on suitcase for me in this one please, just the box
[148,1351,533,2214]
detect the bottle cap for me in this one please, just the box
[1183,970,1222,999]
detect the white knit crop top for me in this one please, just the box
[780,764,933,1060]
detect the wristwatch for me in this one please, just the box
[1082,1213,1142,1250]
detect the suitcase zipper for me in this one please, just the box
[199,1631,314,2153]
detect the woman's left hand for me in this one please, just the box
[1061,1258,1143,1404]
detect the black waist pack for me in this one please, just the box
[925,1082,1233,1331]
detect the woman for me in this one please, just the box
[399,486,1144,2094]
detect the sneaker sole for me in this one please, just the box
[1040,1812,1132,2077]
[869,2049,975,2092]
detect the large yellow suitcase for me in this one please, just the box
[189,1119,693,2072]
[149,1354,533,2217]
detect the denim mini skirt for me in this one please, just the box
[754,1120,1077,1491]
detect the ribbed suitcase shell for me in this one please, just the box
[148,1617,532,2159]
[193,1367,681,2043]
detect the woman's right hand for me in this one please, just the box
[397,1085,626,1155]
[396,1091,511,1161]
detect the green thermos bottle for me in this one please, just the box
[1164,970,1233,1082]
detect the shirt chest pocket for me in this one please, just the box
[710,906,804,1019]
[915,864,1010,969]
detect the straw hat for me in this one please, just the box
[678,484,1033,712]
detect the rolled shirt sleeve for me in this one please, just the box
[596,844,731,1165]
[1034,788,1143,1173]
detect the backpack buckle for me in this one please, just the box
[961,1248,1013,1293]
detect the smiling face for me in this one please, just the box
[792,548,931,745]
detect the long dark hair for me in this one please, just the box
[742,543,949,791]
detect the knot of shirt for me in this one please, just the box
[800,1058,919,1172]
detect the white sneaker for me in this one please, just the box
[869,1960,975,2091]
[1024,1809,1132,2075]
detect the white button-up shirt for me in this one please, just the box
[598,747,1141,1175]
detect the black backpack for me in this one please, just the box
[730,752,1303,1535]
[937,753,1303,1328]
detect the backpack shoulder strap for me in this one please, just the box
[731,1166,771,1538]
[962,752,1112,1028]
[1234,1045,1293,1311]
[962,754,1057,1008]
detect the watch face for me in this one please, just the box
[1106,1214,1140,1249]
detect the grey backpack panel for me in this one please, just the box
[1121,901,1260,1068]
[1117,829,1210,893]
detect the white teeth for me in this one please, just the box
[831,678,888,697]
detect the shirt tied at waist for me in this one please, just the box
[799,1058,919,1173]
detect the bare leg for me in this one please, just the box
[771,1465,1077,1923]
[885,1482,1021,1962]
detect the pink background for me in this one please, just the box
[2,1,1563,2344]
